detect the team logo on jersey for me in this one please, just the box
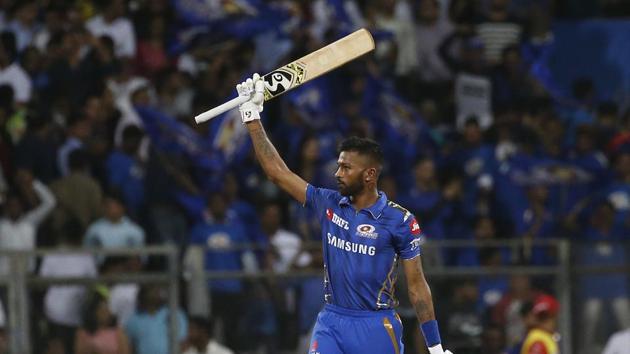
[410,218,421,235]
[356,224,378,239]
[409,237,422,251]
[326,208,349,230]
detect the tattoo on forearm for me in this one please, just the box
[413,298,434,323]
[248,123,285,172]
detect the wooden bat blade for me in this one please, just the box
[195,28,375,124]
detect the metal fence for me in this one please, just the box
[2,239,629,354]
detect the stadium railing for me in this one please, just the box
[3,240,630,353]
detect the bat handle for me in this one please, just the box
[194,95,250,124]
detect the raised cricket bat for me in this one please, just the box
[194,28,374,124]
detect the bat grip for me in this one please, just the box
[194,95,250,124]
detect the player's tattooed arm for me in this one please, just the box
[402,256,436,323]
[246,120,308,204]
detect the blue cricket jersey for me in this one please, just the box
[305,184,423,311]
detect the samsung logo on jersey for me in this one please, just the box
[327,233,376,256]
[326,208,349,230]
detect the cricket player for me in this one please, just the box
[237,74,452,354]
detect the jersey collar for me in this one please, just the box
[339,191,388,219]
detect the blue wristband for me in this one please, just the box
[420,320,442,347]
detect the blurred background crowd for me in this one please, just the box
[0,0,629,353]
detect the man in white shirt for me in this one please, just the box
[0,177,56,275]
[0,32,32,104]
[182,317,234,354]
[260,203,310,273]
[85,0,136,58]
[602,329,630,354]
[40,218,97,354]
[6,1,39,52]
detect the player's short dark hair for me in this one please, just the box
[338,136,383,167]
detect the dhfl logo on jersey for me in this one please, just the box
[326,208,349,230]
[410,218,421,235]
[310,340,320,354]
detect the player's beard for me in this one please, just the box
[337,178,364,197]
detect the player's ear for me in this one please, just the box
[365,167,376,182]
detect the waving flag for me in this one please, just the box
[207,108,252,167]
[136,106,224,171]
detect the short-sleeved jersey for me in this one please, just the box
[305,184,423,311]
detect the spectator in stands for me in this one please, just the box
[510,295,560,354]
[491,45,535,110]
[106,125,145,218]
[481,324,506,354]
[447,117,496,218]
[441,279,483,352]
[478,247,511,312]
[261,202,307,273]
[135,15,171,80]
[602,327,630,354]
[100,256,139,326]
[365,0,416,77]
[0,85,14,177]
[86,0,136,59]
[6,1,39,53]
[14,112,58,183]
[452,215,510,267]
[125,284,187,354]
[515,183,557,265]
[188,192,256,351]
[44,26,89,105]
[84,192,145,250]
[40,218,98,354]
[492,275,543,347]
[603,150,630,226]
[399,157,459,243]
[413,0,454,94]
[577,200,630,354]
[595,101,619,147]
[75,291,131,354]
[50,149,103,232]
[57,114,92,177]
[222,172,258,239]
[475,0,524,66]
[0,170,55,275]
[294,249,324,354]
[182,316,233,354]
[259,202,307,350]
[563,77,596,146]
[0,31,32,105]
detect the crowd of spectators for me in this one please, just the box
[0,0,628,354]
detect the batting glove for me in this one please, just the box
[428,344,453,354]
[237,73,264,123]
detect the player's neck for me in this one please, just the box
[350,188,379,211]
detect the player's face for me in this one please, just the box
[334,151,369,196]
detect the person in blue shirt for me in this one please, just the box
[188,192,255,352]
[106,125,145,218]
[124,284,187,354]
[236,74,453,354]
[576,200,630,354]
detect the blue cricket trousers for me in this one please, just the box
[308,304,404,354]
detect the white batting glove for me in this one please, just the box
[237,73,264,123]
[428,344,453,354]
